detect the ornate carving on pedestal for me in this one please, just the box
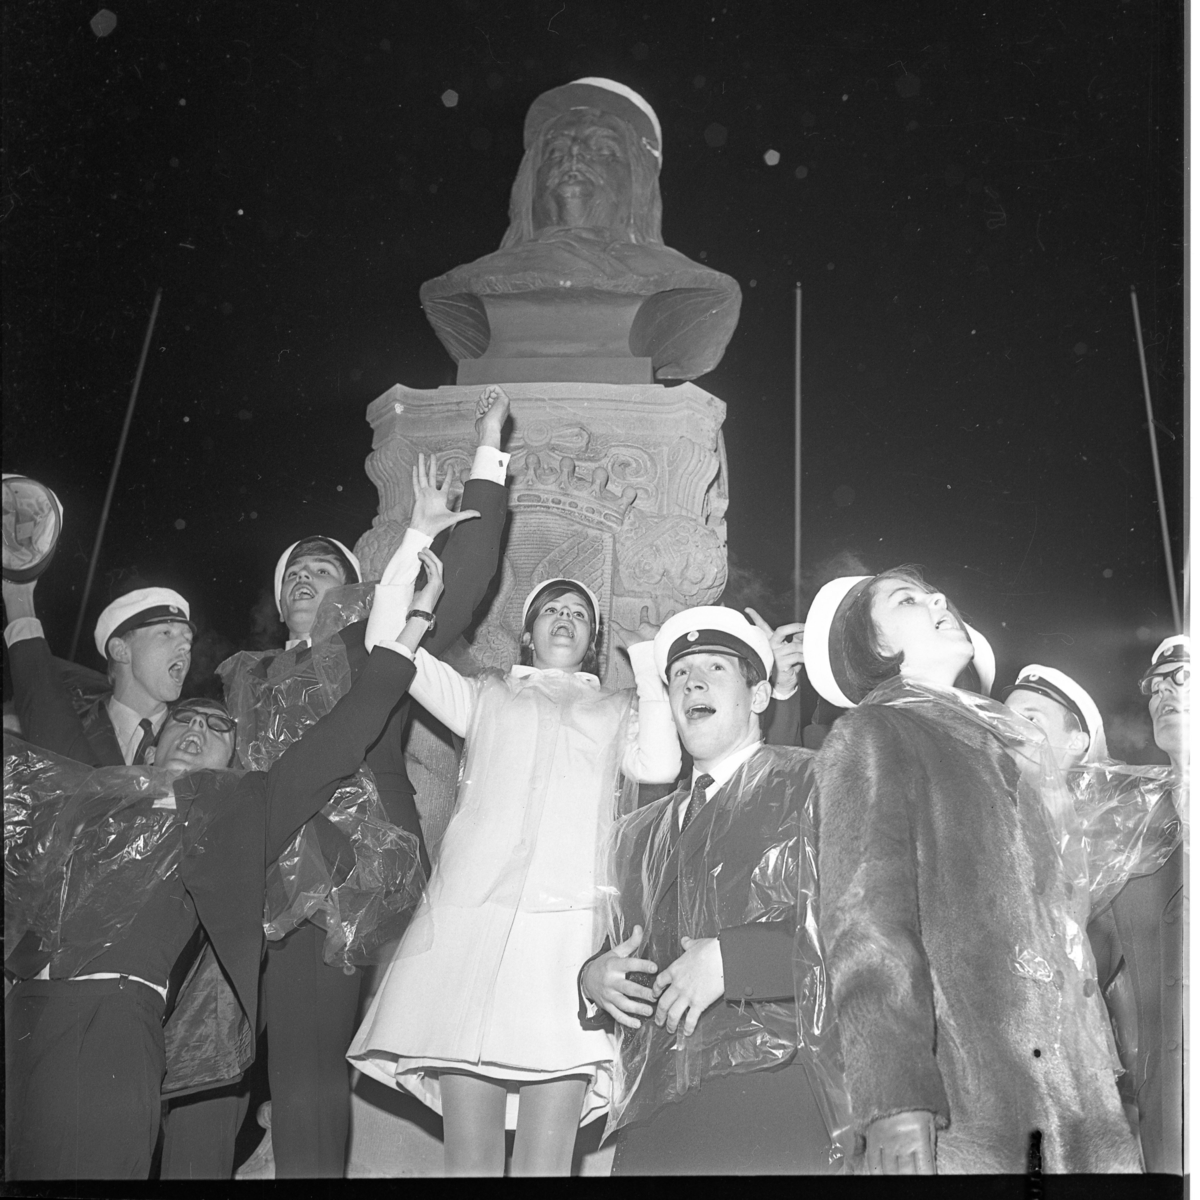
[356,381,727,688]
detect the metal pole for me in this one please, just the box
[794,283,802,624]
[68,288,163,661]
[1129,285,1182,633]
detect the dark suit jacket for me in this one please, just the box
[1088,796,1185,1174]
[165,649,418,1094]
[8,635,125,766]
[586,746,816,1079]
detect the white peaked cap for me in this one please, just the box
[1148,633,1191,669]
[804,574,995,708]
[95,587,192,658]
[521,578,601,628]
[653,605,774,683]
[1010,664,1106,761]
[571,77,663,160]
[273,536,362,618]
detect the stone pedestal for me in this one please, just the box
[356,381,728,689]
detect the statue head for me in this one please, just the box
[502,78,664,248]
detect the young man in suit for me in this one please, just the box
[1088,634,1189,1174]
[163,388,512,1179]
[4,582,196,767]
[579,606,837,1175]
[5,551,442,1179]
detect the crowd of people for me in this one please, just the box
[2,386,1188,1178]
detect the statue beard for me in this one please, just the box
[534,161,629,233]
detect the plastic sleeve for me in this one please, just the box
[409,646,478,738]
[620,641,682,784]
[4,616,44,646]
[263,649,417,861]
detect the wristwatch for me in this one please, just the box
[406,608,437,635]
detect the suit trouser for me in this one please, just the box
[262,920,363,1178]
[612,1058,833,1175]
[5,977,166,1180]
[160,1078,251,1179]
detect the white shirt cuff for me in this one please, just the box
[772,682,799,701]
[470,446,510,484]
[4,617,45,647]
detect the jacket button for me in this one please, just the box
[743,987,754,998]
[1166,1040,1180,1052]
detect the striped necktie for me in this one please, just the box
[132,718,156,766]
[680,773,715,834]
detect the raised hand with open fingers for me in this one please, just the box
[409,452,480,539]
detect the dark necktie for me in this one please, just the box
[132,718,156,766]
[680,773,715,835]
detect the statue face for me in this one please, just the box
[532,110,633,233]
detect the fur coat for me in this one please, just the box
[816,677,1141,1173]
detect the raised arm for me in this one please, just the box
[619,642,682,784]
[4,579,104,765]
[407,647,478,739]
[426,386,510,656]
[263,649,417,860]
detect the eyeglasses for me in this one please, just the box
[1139,665,1190,696]
[169,706,237,733]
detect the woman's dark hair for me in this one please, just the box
[518,584,601,676]
[840,565,980,701]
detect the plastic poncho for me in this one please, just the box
[1069,760,1182,915]
[217,584,424,970]
[4,733,240,980]
[600,743,850,1163]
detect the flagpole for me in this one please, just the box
[1129,286,1182,634]
[794,283,802,624]
[69,288,163,661]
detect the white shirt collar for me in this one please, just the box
[285,635,311,651]
[509,664,601,686]
[677,739,764,826]
[106,695,165,765]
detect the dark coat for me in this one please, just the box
[8,635,125,767]
[816,682,1141,1173]
[1088,793,1185,1174]
[165,650,418,1095]
[599,744,834,1171]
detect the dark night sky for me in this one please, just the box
[2,1,1185,760]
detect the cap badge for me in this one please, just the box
[686,630,699,642]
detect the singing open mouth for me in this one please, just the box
[290,583,317,602]
[684,703,716,721]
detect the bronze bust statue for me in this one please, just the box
[420,78,741,384]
